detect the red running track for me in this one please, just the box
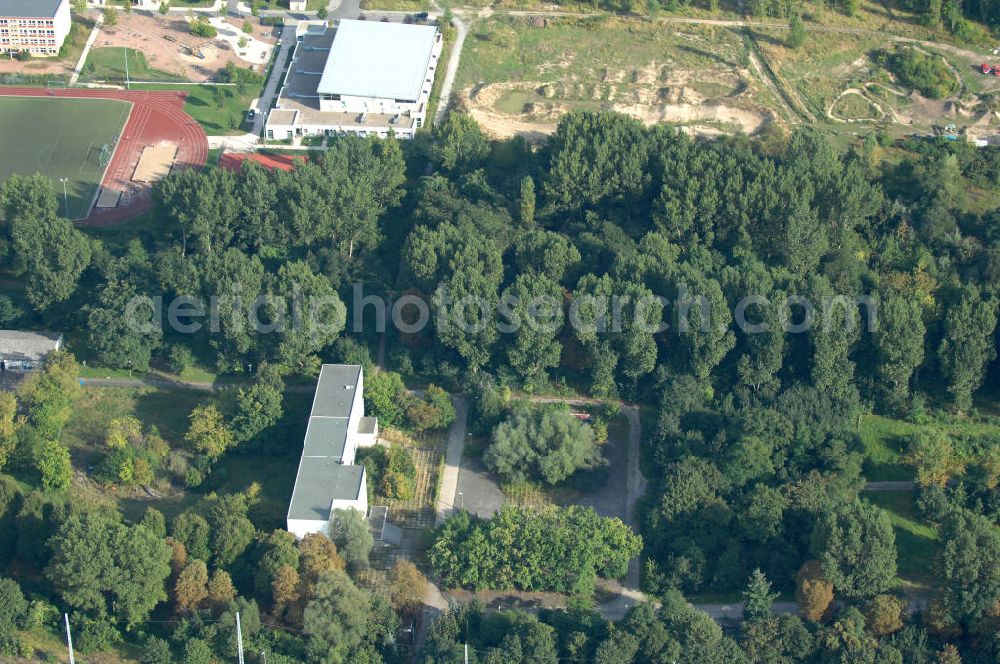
[0,87,208,226]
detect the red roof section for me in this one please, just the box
[218,152,307,173]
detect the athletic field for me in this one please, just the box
[0,96,131,219]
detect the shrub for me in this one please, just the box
[484,403,600,485]
[357,442,416,501]
[430,505,642,593]
[190,19,217,38]
[883,46,958,99]
[404,384,456,431]
[167,344,194,374]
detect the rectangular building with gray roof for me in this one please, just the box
[0,330,63,372]
[287,364,379,539]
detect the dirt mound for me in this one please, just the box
[463,80,772,140]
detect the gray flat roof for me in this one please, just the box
[287,462,365,520]
[0,330,62,361]
[288,365,367,523]
[303,417,351,461]
[317,20,438,102]
[311,364,361,418]
[0,0,63,17]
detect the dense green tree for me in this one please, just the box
[185,404,236,461]
[512,228,580,283]
[743,569,778,623]
[36,440,72,491]
[501,273,564,384]
[8,208,92,311]
[544,111,651,218]
[364,371,407,427]
[232,367,284,442]
[208,493,256,566]
[787,14,805,47]
[87,279,162,372]
[140,636,173,664]
[172,512,211,562]
[0,173,58,224]
[328,508,373,573]
[433,112,490,173]
[47,511,171,626]
[935,507,1000,628]
[0,576,27,655]
[519,175,536,224]
[938,285,997,412]
[873,293,925,408]
[484,404,600,485]
[811,500,897,600]
[571,274,663,395]
[267,260,346,372]
[182,638,212,664]
[303,570,370,664]
[430,505,641,593]
[17,351,81,440]
[141,507,167,539]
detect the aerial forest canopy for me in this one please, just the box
[0,109,999,662]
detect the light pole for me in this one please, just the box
[124,46,130,90]
[59,177,69,217]
[457,492,464,509]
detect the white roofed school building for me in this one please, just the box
[0,0,70,57]
[286,364,380,539]
[265,20,442,141]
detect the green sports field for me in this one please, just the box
[0,96,131,219]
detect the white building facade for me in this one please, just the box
[0,0,71,57]
[265,20,442,141]
[286,364,380,539]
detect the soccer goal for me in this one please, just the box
[45,79,68,95]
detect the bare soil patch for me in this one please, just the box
[96,11,275,82]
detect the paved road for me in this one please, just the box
[254,24,296,128]
[434,394,469,525]
[432,1,467,124]
[70,13,104,86]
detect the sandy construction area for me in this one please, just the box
[98,11,275,82]
[462,76,773,141]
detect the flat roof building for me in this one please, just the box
[0,0,71,57]
[286,364,379,539]
[0,330,63,372]
[265,20,443,142]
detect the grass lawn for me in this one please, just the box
[132,82,259,135]
[456,16,748,99]
[830,91,880,119]
[60,385,311,529]
[866,489,938,589]
[859,412,1000,481]
[859,414,918,480]
[0,96,131,219]
[360,0,429,10]
[80,47,183,83]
